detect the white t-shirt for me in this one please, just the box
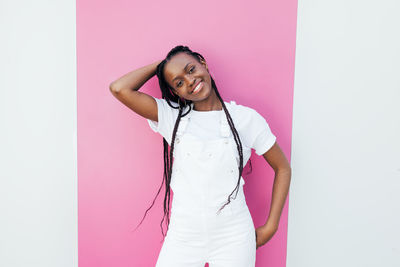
[147,97,276,160]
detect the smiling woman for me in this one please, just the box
[162,52,222,111]
[109,45,291,267]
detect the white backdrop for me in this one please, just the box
[0,0,77,266]
[288,1,400,266]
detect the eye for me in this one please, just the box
[176,66,195,87]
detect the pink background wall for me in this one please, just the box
[77,0,297,266]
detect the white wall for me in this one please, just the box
[288,1,400,267]
[0,1,77,267]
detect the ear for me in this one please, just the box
[171,88,180,98]
[168,83,178,96]
[200,59,208,71]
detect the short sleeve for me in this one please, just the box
[247,108,276,156]
[147,97,179,145]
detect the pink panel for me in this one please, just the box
[77,0,297,266]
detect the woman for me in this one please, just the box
[110,45,291,266]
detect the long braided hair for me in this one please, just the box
[133,45,253,240]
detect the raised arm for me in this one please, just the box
[109,60,163,122]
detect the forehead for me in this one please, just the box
[164,53,196,80]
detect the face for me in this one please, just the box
[163,53,212,102]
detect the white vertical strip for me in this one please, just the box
[0,1,77,266]
[288,1,400,267]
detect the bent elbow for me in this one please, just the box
[109,82,119,94]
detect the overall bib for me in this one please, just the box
[155,105,257,267]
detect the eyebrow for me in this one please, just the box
[172,62,192,82]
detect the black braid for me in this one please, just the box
[131,45,252,241]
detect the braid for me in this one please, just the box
[212,78,244,214]
[131,45,252,241]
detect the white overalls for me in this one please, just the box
[155,104,257,267]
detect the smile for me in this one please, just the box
[192,81,204,94]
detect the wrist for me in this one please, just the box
[151,60,163,75]
[264,220,279,232]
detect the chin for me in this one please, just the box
[195,88,212,101]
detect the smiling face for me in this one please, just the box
[163,52,213,102]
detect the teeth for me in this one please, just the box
[193,82,202,93]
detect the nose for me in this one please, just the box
[185,75,195,87]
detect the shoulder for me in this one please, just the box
[226,100,276,155]
[226,100,264,123]
[153,97,184,122]
[226,100,273,135]
[147,97,181,138]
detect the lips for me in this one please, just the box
[191,80,202,94]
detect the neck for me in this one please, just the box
[193,89,223,111]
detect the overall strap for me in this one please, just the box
[219,101,236,137]
[219,111,230,137]
[176,104,193,137]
